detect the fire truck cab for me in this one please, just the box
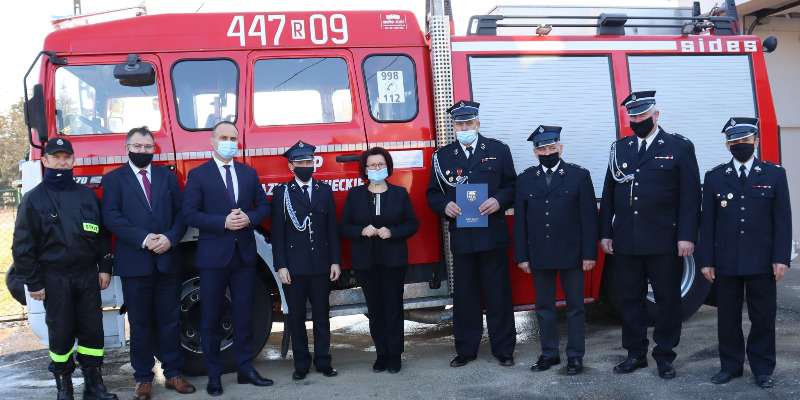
[17,0,780,375]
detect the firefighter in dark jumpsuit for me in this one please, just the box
[12,138,118,400]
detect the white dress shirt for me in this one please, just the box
[460,136,479,159]
[214,156,239,203]
[733,156,755,177]
[542,160,561,174]
[129,161,153,248]
[637,128,660,151]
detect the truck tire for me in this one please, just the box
[4,264,27,306]
[178,274,273,376]
[603,255,710,326]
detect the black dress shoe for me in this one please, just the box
[530,355,561,372]
[755,375,774,389]
[317,367,338,377]
[237,368,274,386]
[657,362,676,379]
[387,356,401,374]
[710,370,743,384]
[449,355,476,368]
[496,356,515,367]
[613,356,648,374]
[206,377,223,397]
[292,370,308,381]
[373,356,387,373]
[566,358,584,375]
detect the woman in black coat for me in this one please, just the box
[341,147,418,373]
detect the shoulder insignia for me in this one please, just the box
[565,162,587,171]
[711,163,727,172]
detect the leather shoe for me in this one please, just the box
[205,377,223,397]
[292,370,308,381]
[237,368,274,386]
[133,382,152,400]
[165,376,196,394]
[496,356,514,367]
[530,355,560,372]
[317,367,338,377]
[387,356,401,374]
[449,355,476,368]
[566,358,584,375]
[755,375,774,389]
[613,356,647,374]
[373,356,387,373]
[657,362,676,379]
[710,370,743,384]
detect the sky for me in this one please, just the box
[0,0,723,115]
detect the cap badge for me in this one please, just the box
[56,139,64,145]
[631,94,637,101]
[539,127,544,133]
[730,120,736,127]
[299,142,304,148]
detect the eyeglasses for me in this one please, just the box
[366,162,387,170]
[128,144,155,151]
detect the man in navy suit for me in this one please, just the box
[182,121,272,396]
[102,127,195,399]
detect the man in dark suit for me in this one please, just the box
[182,121,272,396]
[426,100,517,368]
[599,91,701,379]
[102,127,195,399]
[697,117,791,389]
[271,140,341,381]
[514,126,598,375]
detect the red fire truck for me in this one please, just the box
[13,0,780,374]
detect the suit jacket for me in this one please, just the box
[270,179,341,276]
[599,128,701,255]
[102,164,185,277]
[182,159,269,269]
[341,183,419,269]
[514,161,598,269]
[696,159,792,276]
[426,135,516,255]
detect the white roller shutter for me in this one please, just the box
[468,55,618,196]
[627,55,756,180]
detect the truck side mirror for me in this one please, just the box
[25,84,48,143]
[114,54,155,87]
[762,36,778,53]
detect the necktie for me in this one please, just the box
[739,165,748,186]
[223,165,236,204]
[302,184,311,203]
[638,139,647,161]
[139,170,152,207]
[465,145,473,159]
[545,168,553,186]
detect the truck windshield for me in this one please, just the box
[55,64,161,135]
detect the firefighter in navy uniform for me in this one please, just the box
[271,140,341,381]
[514,126,598,375]
[697,118,791,389]
[599,91,701,379]
[426,100,517,368]
[12,138,118,400]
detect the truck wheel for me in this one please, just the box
[603,255,710,326]
[4,264,27,306]
[178,274,273,376]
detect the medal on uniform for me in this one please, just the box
[456,168,462,176]
[721,200,728,208]
[445,170,451,176]
[622,162,628,169]
[727,193,733,200]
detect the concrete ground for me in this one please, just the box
[1,268,799,400]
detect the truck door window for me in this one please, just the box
[55,64,161,135]
[362,55,418,122]
[172,59,238,130]
[253,57,352,126]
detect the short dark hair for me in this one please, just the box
[359,147,393,180]
[212,120,237,134]
[126,126,154,142]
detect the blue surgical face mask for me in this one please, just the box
[456,129,478,145]
[216,140,238,160]
[367,167,389,183]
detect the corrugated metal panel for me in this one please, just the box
[468,55,618,196]
[628,55,756,180]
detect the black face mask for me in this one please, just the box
[630,117,655,138]
[730,142,755,163]
[43,168,75,191]
[538,153,560,169]
[293,166,314,182]
[128,152,153,169]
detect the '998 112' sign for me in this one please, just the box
[227,14,349,47]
